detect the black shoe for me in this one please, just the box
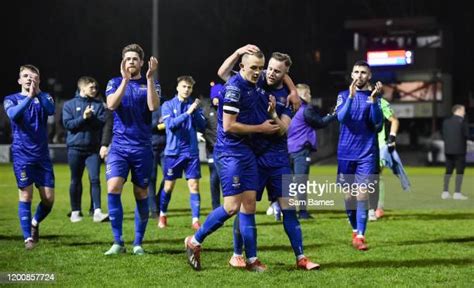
[31,224,39,243]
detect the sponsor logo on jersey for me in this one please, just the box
[225,86,240,102]
[335,95,343,109]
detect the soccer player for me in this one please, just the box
[62,76,109,223]
[104,43,160,256]
[159,76,206,230]
[185,49,279,271]
[4,64,55,250]
[335,60,383,251]
[218,49,320,270]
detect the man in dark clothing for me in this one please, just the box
[202,84,222,210]
[149,106,166,219]
[63,76,108,223]
[442,105,471,200]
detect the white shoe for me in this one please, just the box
[453,193,468,200]
[441,191,451,200]
[368,209,377,221]
[70,211,83,223]
[93,209,109,222]
[266,203,274,216]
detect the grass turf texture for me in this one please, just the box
[0,163,473,287]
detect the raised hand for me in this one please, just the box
[236,44,260,56]
[120,59,132,80]
[268,95,277,118]
[83,105,94,119]
[349,78,357,98]
[27,79,38,98]
[186,99,200,115]
[146,56,158,79]
[369,81,383,102]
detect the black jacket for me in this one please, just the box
[442,115,470,155]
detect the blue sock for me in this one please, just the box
[345,198,357,230]
[282,210,304,257]
[108,194,124,245]
[356,200,368,236]
[233,213,243,255]
[133,198,149,246]
[18,201,32,240]
[239,212,257,259]
[33,201,52,224]
[195,206,231,243]
[189,193,200,219]
[159,189,172,214]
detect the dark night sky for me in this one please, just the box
[1,0,473,108]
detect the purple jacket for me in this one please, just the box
[287,102,336,154]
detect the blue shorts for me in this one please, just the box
[163,154,201,180]
[13,158,55,189]
[337,159,378,185]
[256,165,291,202]
[106,145,153,189]
[215,151,257,197]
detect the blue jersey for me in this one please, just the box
[252,75,292,167]
[106,77,161,147]
[335,89,380,161]
[3,92,54,162]
[215,73,258,154]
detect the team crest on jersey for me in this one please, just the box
[20,170,28,182]
[76,107,81,111]
[143,178,149,185]
[173,109,178,114]
[232,176,240,189]
[34,98,40,104]
[167,169,174,176]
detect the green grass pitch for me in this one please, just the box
[0,163,473,287]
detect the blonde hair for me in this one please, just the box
[19,64,40,76]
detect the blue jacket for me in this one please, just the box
[162,95,206,156]
[380,145,411,191]
[62,94,105,151]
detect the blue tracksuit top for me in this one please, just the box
[161,95,206,156]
